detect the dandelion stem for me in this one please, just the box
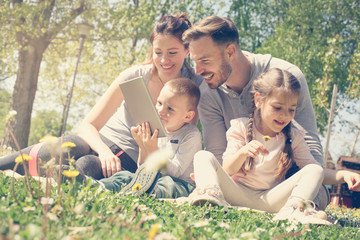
[58,135,64,207]
[7,122,34,199]
[11,163,21,206]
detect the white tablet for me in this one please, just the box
[119,76,167,137]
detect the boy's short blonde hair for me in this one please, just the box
[165,78,200,110]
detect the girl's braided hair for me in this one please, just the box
[244,68,301,180]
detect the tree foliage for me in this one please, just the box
[229,0,360,133]
[0,0,221,146]
[0,0,87,148]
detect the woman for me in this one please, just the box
[0,13,202,179]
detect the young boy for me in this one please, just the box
[97,78,202,198]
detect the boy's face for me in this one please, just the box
[156,85,194,132]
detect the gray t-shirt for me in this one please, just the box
[100,64,203,163]
[158,123,202,184]
[198,51,323,165]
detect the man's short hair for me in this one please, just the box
[183,16,239,47]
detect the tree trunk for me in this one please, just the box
[2,39,48,149]
[1,0,86,149]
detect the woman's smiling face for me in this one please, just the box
[152,34,189,82]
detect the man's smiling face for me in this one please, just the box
[189,36,232,89]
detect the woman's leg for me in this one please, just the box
[0,135,92,175]
[75,155,104,180]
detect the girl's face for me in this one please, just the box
[156,85,194,132]
[152,34,189,82]
[255,89,299,137]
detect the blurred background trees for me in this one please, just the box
[0,0,359,158]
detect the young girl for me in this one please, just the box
[189,68,331,225]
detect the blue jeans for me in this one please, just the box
[99,171,195,198]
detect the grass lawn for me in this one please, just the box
[0,172,359,240]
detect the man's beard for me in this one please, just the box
[208,56,232,89]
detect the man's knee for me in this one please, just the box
[316,185,330,210]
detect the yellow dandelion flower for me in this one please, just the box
[132,183,143,192]
[260,136,271,164]
[148,223,159,240]
[263,136,271,141]
[39,135,58,143]
[15,154,33,163]
[62,170,80,178]
[61,142,76,148]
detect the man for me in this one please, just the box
[183,16,360,209]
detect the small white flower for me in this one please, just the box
[286,222,298,232]
[255,227,266,232]
[240,232,256,239]
[117,214,126,220]
[51,182,58,188]
[46,212,59,221]
[41,197,54,205]
[143,212,157,221]
[74,203,85,214]
[138,204,149,211]
[194,220,209,228]
[6,110,17,123]
[23,206,36,212]
[154,232,176,240]
[218,222,230,229]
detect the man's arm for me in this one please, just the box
[198,91,228,164]
[324,168,360,192]
[289,66,324,165]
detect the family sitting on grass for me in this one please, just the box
[1,14,360,226]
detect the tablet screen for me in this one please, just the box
[119,76,167,137]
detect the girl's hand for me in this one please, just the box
[241,140,269,158]
[98,150,121,178]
